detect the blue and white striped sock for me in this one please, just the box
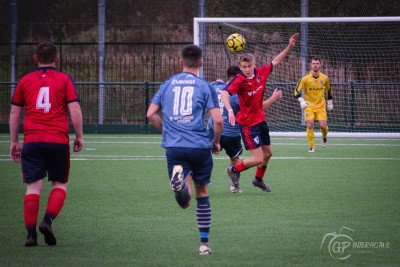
[196,196,211,243]
[175,182,190,208]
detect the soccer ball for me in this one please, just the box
[226,33,246,53]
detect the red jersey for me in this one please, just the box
[225,63,273,127]
[11,67,79,145]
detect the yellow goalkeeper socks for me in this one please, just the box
[320,126,329,139]
[306,128,315,149]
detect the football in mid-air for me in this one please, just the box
[226,33,246,53]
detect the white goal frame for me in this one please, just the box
[193,17,400,138]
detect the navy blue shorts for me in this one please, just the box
[220,135,243,159]
[166,147,213,186]
[21,142,70,184]
[240,121,271,150]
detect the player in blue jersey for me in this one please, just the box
[147,44,223,255]
[208,66,243,193]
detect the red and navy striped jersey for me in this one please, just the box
[225,63,273,127]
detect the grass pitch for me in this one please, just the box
[0,134,399,266]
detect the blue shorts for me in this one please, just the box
[220,135,243,159]
[240,121,271,150]
[166,147,213,186]
[21,142,70,184]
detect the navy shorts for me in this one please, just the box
[220,135,243,159]
[21,142,70,184]
[240,121,271,150]
[166,147,213,186]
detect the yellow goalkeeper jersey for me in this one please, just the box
[294,71,332,110]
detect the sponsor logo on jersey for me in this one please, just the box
[247,85,263,96]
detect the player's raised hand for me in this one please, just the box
[289,33,299,47]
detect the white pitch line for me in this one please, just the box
[1,156,399,161]
[2,141,399,147]
[67,157,400,161]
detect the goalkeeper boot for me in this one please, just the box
[199,243,212,255]
[171,165,184,193]
[322,138,328,148]
[309,147,315,153]
[251,178,272,192]
[226,166,240,192]
[39,221,57,246]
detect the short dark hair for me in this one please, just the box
[35,41,57,64]
[227,66,240,79]
[310,56,321,62]
[181,44,202,68]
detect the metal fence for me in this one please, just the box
[1,42,400,133]
[0,81,160,128]
[0,42,191,83]
[0,42,191,132]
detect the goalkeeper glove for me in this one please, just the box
[327,100,333,111]
[298,97,308,109]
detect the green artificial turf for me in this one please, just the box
[0,134,399,266]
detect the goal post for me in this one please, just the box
[194,17,400,138]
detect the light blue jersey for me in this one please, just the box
[152,72,219,149]
[208,81,241,137]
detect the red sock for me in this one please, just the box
[234,161,247,172]
[45,188,67,221]
[24,194,40,231]
[255,166,267,179]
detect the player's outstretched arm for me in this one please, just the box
[147,103,163,132]
[271,33,299,66]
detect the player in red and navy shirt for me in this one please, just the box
[9,41,83,247]
[221,33,299,193]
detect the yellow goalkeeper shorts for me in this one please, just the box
[304,107,327,121]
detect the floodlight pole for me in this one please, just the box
[300,0,308,125]
[98,0,106,124]
[10,0,17,95]
[198,0,206,78]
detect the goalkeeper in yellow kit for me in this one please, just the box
[294,57,333,152]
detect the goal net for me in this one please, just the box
[194,17,400,137]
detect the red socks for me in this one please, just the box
[233,161,247,172]
[255,166,267,179]
[24,194,40,232]
[45,188,67,221]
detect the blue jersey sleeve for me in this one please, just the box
[156,72,216,149]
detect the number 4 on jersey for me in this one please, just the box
[36,87,51,113]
